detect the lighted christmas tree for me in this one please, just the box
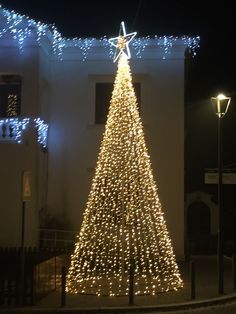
[67,22,183,296]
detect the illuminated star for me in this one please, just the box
[109,21,137,62]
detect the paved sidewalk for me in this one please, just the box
[1,255,236,313]
[37,255,236,308]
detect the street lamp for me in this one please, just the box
[211,93,231,294]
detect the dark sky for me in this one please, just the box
[0,0,235,102]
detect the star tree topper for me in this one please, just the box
[109,21,137,62]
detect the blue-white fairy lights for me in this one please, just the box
[0,117,30,143]
[34,118,48,148]
[0,117,48,147]
[0,5,200,60]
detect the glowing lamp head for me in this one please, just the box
[211,93,231,118]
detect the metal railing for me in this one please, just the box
[39,228,77,249]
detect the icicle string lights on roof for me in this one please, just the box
[0,5,200,60]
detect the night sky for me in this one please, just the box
[0,0,235,102]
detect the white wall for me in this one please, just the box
[0,39,185,257]
[0,44,42,247]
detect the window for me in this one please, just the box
[95,82,141,124]
[0,75,21,117]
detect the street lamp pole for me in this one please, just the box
[211,93,231,295]
[217,112,223,294]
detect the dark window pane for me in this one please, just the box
[95,82,141,124]
[95,83,113,124]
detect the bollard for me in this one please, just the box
[233,253,236,291]
[61,266,66,307]
[190,260,196,299]
[129,259,134,305]
[19,201,26,306]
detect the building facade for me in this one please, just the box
[0,6,200,258]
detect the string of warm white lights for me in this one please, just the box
[66,23,183,294]
[0,5,200,60]
[0,117,48,147]
[6,94,18,117]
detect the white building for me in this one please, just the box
[0,6,200,259]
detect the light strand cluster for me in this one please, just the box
[0,117,48,147]
[0,117,29,143]
[6,94,18,117]
[67,53,183,296]
[34,118,49,148]
[0,5,200,60]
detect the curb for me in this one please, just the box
[1,293,236,314]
